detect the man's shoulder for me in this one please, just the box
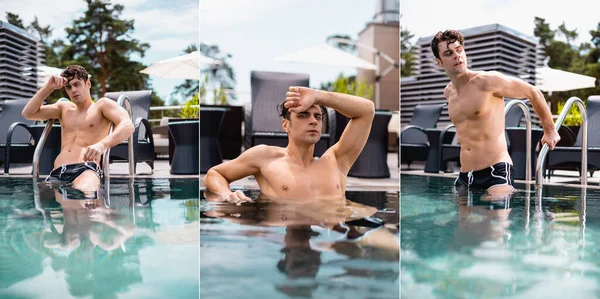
[55,100,74,108]
[471,70,505,90]
[92,98,121,113]
[472,70,504,81]
[443,82,453,98]
[244,144,284,158]
[95,97,115,106]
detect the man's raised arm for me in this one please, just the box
[285,87,375,173]
[22,75,65,120]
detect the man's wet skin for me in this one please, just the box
[451,192,512,248]
[203,191,378,228]
[203,192,399,259]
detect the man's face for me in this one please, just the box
[283,105,323,145]
[435,41,467,75]
[63,77,90,104]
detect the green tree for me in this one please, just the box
[172,43,200,101]
[320,73,373,99]
[5,12,24,28]
[533,18,600,113]
[400,20,415,77]
[200,42,236,101]
[64,0,150,97]
[558,22,578,45]
[27,17,52,43]
[534,17,554,47]
[587,23,600,64]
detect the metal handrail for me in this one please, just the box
[103,94,134,179]
[504,100,532,182]
[32,98,69,178]
[535,97,588,186]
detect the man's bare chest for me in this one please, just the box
[447,88,492,122]
[61,109,110,134]
[261,159,343,196]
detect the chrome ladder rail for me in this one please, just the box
[32,96,135,179]
[504,100,533,182]
[535,97,587,187]
[32,98,69,178]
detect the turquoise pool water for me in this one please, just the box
[401,174,600,298]
[200,190,400,299]
[0,178,199,299]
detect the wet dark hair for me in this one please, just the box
[431,30,464,60]
[61,65,89,83]
[277,101,328,121]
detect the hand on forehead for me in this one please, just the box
[293,105,323,115]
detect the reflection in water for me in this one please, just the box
[32,180,141,297]
[203,191,399,298]
[401,175,599,298]
[0,178,198,298]
[452,189,514,250]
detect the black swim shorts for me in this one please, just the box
[45,162,103,183]
[454,162,514,191]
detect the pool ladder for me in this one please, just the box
[32,95,135,179]
[535,96,588,187]
[504,100,533,183]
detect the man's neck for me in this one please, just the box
[286,142,315,167]
[448,68,473,91]
[75,97,94,111]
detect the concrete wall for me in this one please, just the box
[357,22,400,112]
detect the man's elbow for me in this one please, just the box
[204,168,225,189]
[365,100,375,121]
[205,168,219,180]
[124,121,135,136]
[22,109,34,120]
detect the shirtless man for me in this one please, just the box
[204,87,375,202]
[22,65,134,191]
[431,30,561,194]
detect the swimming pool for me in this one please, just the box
[401,174,600,298]
[199,190,400,298]
[0,177,199,298]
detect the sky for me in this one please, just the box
[402,0,600,49]
[1,0,198,103]
[200,0,379,105]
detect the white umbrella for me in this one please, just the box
[140,51,221,80]
[536,66,597,92]
[273,44,377,70]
